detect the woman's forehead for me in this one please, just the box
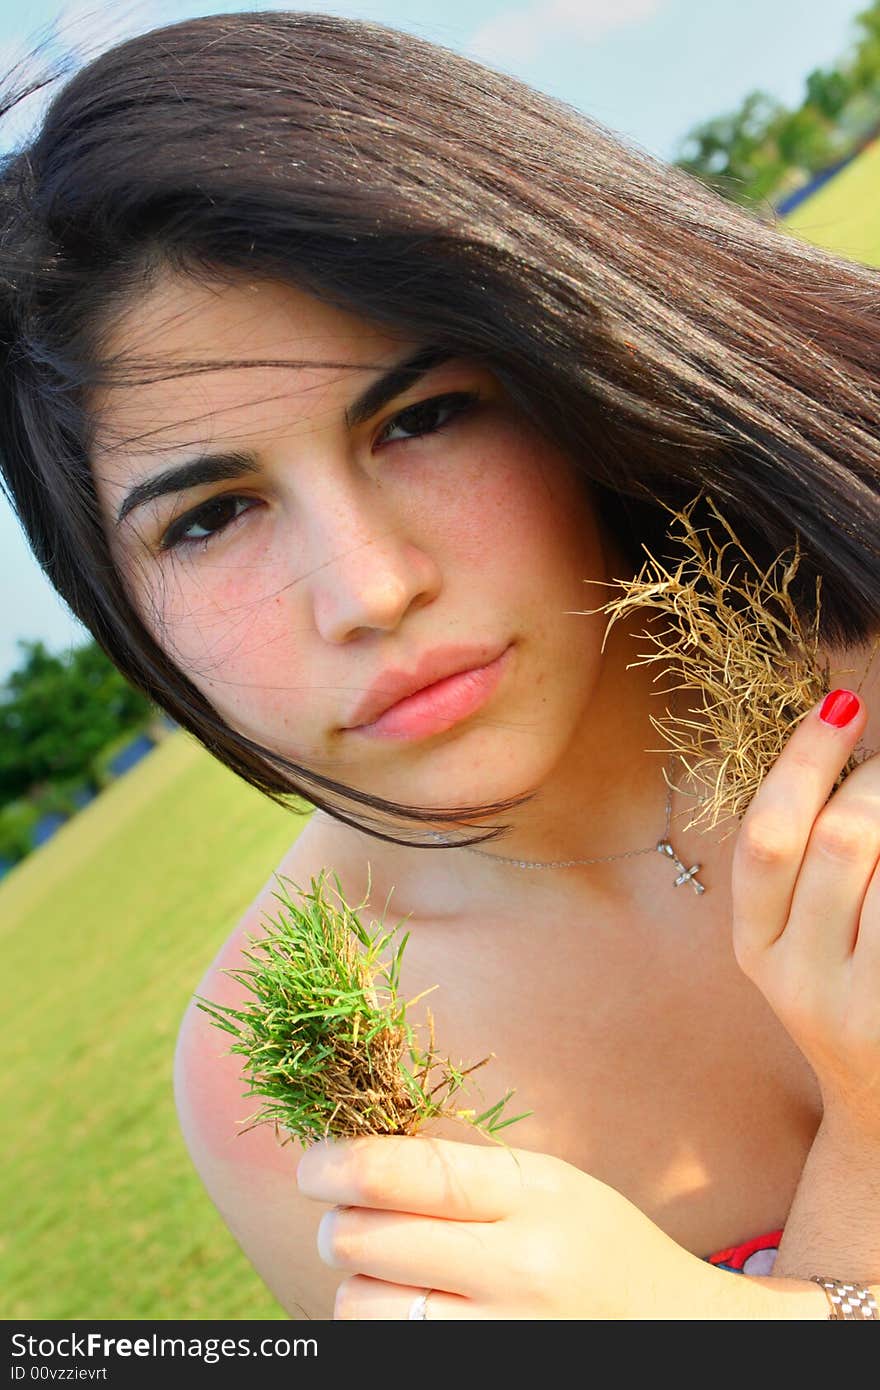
[94,270,411,393]
[88,269,423,454]
[105,267,389,347]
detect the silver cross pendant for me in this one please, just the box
[656,839,706,895]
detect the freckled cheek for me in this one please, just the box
[424,440,590,565]
[149,562,294,676]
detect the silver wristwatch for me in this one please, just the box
[809,1275,880,1319]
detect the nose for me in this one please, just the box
[303,479,440,642]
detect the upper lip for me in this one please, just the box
[345,641,509,728]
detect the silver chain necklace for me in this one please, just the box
[426,691,708,896]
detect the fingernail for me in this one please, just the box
[819,689,861,728]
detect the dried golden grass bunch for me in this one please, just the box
[576,491,879,839]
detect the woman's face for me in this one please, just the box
[89,269,625,821]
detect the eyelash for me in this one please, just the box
[158,390,481,554]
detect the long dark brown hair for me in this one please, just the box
[1,9,878,850]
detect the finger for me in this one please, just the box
[318,1204,496,1297]
[853,854,880,971]
[333,1273,485,1320]
[297,1134,549,1220]
[782,753,880,963]
[732,689,869,959]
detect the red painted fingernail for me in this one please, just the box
[819,689,861,728]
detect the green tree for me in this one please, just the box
[852,3,880,81]
[672,90,789,208]
[772,105,838,175]
[0,638,154,803]
[673,0,880,208]
[805,66,853,121]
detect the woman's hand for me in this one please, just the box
[296,1133,708,1319]
[731,688,880,1140]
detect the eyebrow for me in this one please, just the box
[114,343,455,529]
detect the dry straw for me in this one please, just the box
[576,489,879,839]
[195,865,531,1146]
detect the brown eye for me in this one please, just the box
[374,391,479,446]
[160,494,259,553]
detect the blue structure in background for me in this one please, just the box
[70,784,99,810]
[774,155,854,216]
[30,810,70,847]
[106,732,156,778]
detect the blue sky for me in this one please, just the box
[0,0,870,681]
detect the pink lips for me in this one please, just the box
[350,644,513,740]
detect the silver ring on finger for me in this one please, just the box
[408,1287,433,1319]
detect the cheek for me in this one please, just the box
[139,555,295,716]
[424,433,591,564]
[150,566,323,749]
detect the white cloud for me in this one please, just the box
[467,0,665,67]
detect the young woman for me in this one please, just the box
[1,11,879,1320]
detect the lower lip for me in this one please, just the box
[350,645,513,740]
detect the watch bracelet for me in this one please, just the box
[809,1275,880,1319]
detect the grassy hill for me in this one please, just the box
[2,728,309,1319]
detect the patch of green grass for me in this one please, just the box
[2,730,309,1320]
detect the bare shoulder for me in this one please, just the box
[173,815,350,1322]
